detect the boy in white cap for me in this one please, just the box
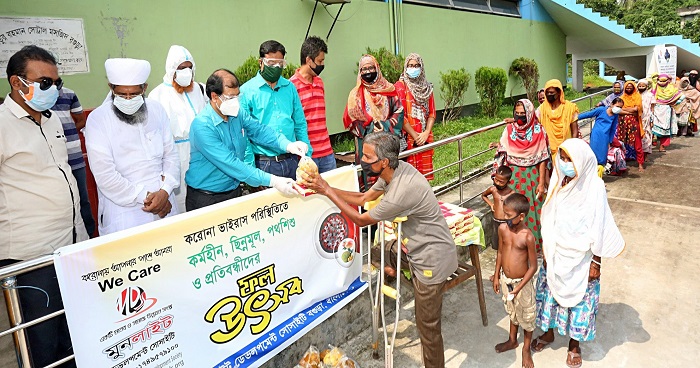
[149,45,208,213]
[84,58,180,235]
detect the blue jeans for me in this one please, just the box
[72,167,96,237]
[312,154,337,174]
[256,156,299,180]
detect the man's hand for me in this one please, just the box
[492,276,500,294]
[416,131,431,146]
[143,190,170,215]
[156,200,172,218]
[536,183,546,202]
[301,171,331,196]
[286,141,309,156]
[270,175,299,196]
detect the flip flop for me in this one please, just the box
[530,336,552,353]
[566,348,582,368]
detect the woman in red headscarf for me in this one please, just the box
[493,99,551,252]
[344,54,404,189]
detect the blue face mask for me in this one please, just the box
[18,77,59,112]
[406,67,421,79]
[558,159,576,178]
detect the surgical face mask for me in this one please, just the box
[310,60,324,76]
[558,159,576,178]
[406,67,421,79]
[360,158,384,177]
[546,94,557,103]
[18,76,60,112]
[174,67,193,87]
[612,106,622,114]
[361,72,378,84]
[113,94,144,115]
[514,113,527,126]
[261,65,283,83]
[218,95,240,117]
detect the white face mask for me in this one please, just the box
[113,95,145,115]
[611,106,622,114]
[218,95,240,117]
[174,67,193,87]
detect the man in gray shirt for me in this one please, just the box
[304,131,457,368]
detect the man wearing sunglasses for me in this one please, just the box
[1,45,89,368]
[84,58,180,235]
[240,40,312,181]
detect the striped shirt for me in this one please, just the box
[51,87,85,170]
[290,70,333,159]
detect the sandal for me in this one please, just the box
[566,348,582,368]
[530,336,552,353]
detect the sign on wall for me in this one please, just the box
[648,45,677,78]
[54,167,365,368]
[0,17,89,78]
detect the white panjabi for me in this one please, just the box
[541,138,625,308]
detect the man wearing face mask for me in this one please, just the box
[539,79,579,158]
[185,69,302,210]
[1,45,89,368]
[289,36,336,174]
[149,45,208,214]
[84,58,180,235]
[303,131,457,368]
[240,40,313,180]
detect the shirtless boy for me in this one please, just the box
[482,165,514,250]
[493,193,538,368]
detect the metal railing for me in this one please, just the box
[0,88,613,368]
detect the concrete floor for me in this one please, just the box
[1,136,699,368]
[342,135,700,368]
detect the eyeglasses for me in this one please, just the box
[219,93,238,101]
[19,75,63,91]
[113,92,144,100]
[360,67,376,73]
[262,58,287,68]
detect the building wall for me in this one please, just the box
[0,0,565,135]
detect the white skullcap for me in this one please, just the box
[163,45,195,84]
[105,58,151,86]
[637,78,648,85]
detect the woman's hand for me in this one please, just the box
[416,130,431,146]
[588,262,601,281]
[536,183,546,202]
[488,142,499,149]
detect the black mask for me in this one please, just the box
[546,94,557,103]
[514,114,527,126]
[690,75,698,85]
[361,72,378,84]
[361,159,384,177]
[637,87,647,93]
[505,214,519,229]
[493,181,508,190]
[310,62,325,76]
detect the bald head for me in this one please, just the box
[206,68,239,101]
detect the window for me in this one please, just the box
[404,0,520,17]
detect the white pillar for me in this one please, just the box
[572,55,584,92]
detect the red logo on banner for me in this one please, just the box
[115,286,158,322]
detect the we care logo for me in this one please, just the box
[115,286,158,322]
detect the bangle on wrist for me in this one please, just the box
[591,259,601,266]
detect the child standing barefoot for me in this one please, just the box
[481,165,514,250]
[493,193,538,368]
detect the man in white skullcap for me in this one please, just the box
[149,45,207,213]
[84,58,180,235]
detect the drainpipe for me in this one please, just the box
[388,0,396,54]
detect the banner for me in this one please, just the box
[647,45,677,78]
[54,166,366,368]
[0,17,89,77]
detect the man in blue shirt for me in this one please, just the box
[240,40,312,180]
[186,69,306,211]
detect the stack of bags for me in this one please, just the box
[438,201,476,246]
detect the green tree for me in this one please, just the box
[439,68,471,123]
[357,47,404,84]
[509,58,540,103]
[474,67,507,118]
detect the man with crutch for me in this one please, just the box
[303,131,457,368]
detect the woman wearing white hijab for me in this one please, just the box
[530,138,625,368]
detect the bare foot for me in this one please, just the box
[639,166,645,173]
[522,348,535,368]
[495,339,519,353]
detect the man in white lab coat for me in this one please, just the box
[149,45,207,213]
[85,58,180,235]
